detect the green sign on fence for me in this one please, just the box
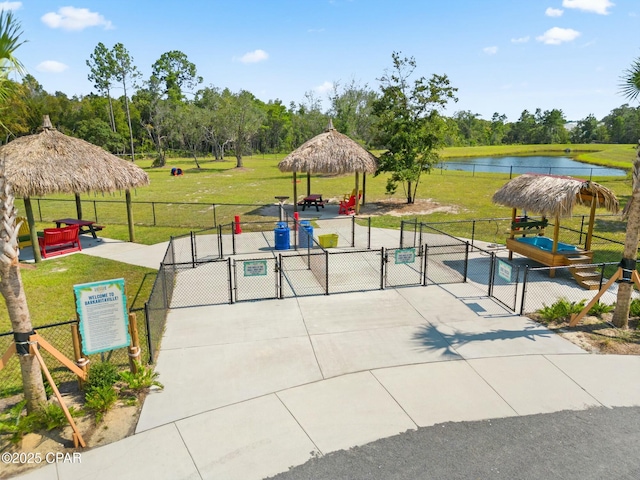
[244,260,268,276]
[395,248,416,264]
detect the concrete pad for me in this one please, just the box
[80,238,167,269]
[311,324,460,378]
[13,464,57,480]
[373,361,517,426]
[433,316,586,359]
[545,354,640,407]
[297,289,427,334]
[176,395,317,480]
[162,299,307,349]
[278,372,416,454]
[397,286,493,324]
[136,336,322,432]
[468,356,601,415]
[57,424,199,480]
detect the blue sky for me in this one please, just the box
[3,0,639,122]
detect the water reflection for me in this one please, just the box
[440,156,626,177]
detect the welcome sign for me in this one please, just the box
[74,279,129,355]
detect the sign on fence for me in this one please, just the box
[498,260,513,282]
[74,278,130,355]
[244,260,268,276]
[395,248,416,264]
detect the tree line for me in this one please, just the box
[2,43,639,169]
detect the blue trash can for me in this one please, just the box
[298,220,314,248]
[274,221,290,250]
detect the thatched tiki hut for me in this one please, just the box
[0,116,150,262]
[492,174,619,280]
[278,120,378,214]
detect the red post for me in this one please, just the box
[293,212,299,222]
[234,215,242,234]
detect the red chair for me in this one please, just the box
[339,194,358,215]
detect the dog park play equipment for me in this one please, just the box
[492,173,619,288]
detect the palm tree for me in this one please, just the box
[0,11,48,411]
[0,11,26,102]
[612,55,640,329]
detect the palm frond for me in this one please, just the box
[619,57,640,102]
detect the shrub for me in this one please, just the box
[84,385,118,424]
[85,362,119,393]
[537,297,586,322]
[588,301,614,317]
[629,298,640,318]
[0,401,80,443]
[119,361,163,394]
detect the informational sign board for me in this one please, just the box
[244,260,268,276]
[395,248,416,265]
[498,260,513,282]
[74,279,129,355]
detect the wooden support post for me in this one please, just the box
[293,172,298,213]
[32,333,87,381]
[128,313,141,373]
[30,343,86,448]
[508,208,517,260]
[71,324,88,389]
[0,343,16,370]
[569,268,624,327]
[585,195,597,251]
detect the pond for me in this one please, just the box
[440,155,626,177]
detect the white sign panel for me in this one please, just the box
[74,279,129,355]
[498,260,513,282]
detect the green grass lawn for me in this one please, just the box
[17,144,636,245]
[0,255,156,333]
[10,144,636,327]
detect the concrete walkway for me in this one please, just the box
[15,227,640,480]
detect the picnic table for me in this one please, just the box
[53,218,104,239]
[298,194,325,212]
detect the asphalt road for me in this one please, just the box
[267,406,640,480]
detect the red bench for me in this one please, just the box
[37,225,82,259]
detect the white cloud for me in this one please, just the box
[483,46,498,55]
[511,36,530,43]
[314,81,333,95]
[562,0,614,15]
[41,7,113,31]
[545,7,564,16]
[0,2,22,11]
[36,60,68,73]
[536,27,581,45]
[236,49,269,64]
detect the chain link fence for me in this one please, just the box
[0,314,152,399]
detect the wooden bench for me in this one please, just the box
[37,225,82,259]
[509,218,548,236]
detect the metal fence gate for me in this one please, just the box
[489,255,520,311]
[384,246,425,288]
[424,243,469,285]
[233,257,279,302]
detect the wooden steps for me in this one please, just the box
[564,254,601,290]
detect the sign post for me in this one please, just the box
[74,279,130,355]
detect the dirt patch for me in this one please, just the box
[0,388,144,478]
[358,198,460,217]
[527,314,640,355]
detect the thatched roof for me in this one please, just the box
[492,174,619,217]
[0,116,149,197]
[278,120,378,174]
